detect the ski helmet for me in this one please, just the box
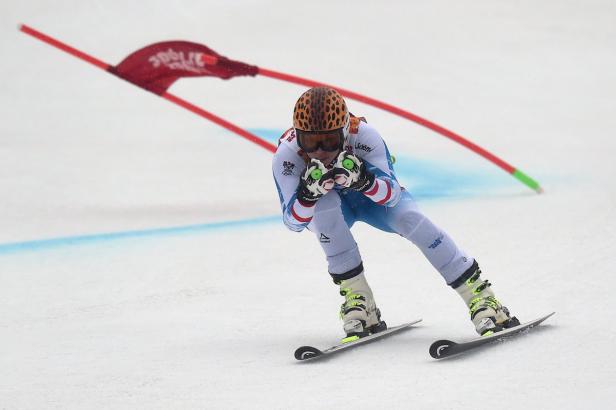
[293,87,350,152]
[293,87,349,132]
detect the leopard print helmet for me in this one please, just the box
[293,87,350,133]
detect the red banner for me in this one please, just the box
[110,41,258,94]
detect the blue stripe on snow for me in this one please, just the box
[0,129,519,255]
[0,215,280,255]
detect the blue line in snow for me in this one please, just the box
[248,128,283,143]
[0,215,280,255]
[0,128,520,255]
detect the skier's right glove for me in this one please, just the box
[297,159,335,204]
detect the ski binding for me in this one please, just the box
[429,312,555,359]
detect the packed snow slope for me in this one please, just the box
[1,1,615,409]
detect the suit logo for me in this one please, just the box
[354,142,373,153]
[282,161,296,176]
[319,233,331,243]
[428,234,444,249]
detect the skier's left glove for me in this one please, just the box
[333,151,375,192]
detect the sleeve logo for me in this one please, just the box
[282,161,296,176]
[354,142,373,153]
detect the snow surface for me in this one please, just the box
[1,0,616,409]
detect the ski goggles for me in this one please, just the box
[295,129,344,153]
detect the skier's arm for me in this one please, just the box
[339,127,401,207]
[273,144,333,232]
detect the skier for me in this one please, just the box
[272,87,520,342]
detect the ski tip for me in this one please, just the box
[534,311,556,325]
[294,346,323,361]
[429,340,456,359]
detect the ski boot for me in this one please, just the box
[337,271,387,343]
[453,261,520,336]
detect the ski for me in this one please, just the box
[295,319,422,362]
[429,312,555,359]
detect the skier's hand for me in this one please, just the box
[334,151,375,192]
[297,159,335,203]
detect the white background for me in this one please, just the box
[1,1,615,409]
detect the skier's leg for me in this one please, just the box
[308,190,361,278]
[308,191,385,338]
[385,192,473,284]
[359,191,519,335]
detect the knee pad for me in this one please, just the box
[394,209,432,243]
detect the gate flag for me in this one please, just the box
[110,41,259,94]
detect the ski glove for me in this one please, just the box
[297,159,335,204]
[334,151,375,192]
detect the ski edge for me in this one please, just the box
[429,311,555,359]
[294,318,422,362]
